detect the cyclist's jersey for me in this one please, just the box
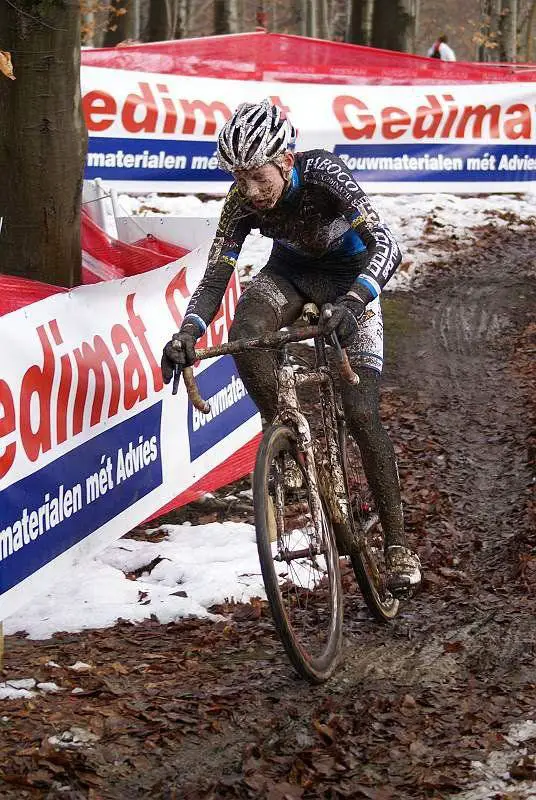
[185,149,402,328]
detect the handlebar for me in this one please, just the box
[173,320,359,414]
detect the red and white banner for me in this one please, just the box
[0,250,261,620]
[82,65,536,194]
[82,32,536,86]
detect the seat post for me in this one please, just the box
[314,336,328,369]
[277,343,291,367]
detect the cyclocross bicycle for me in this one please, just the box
[175,304,399,683]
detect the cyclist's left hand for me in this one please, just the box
[320,295,365,347]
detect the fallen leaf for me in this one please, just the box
[312,719,335,743]
[443,640,465,653]
[402,694,417,710]
[0,50,15,80]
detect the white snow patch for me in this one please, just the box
[48,726,99,749]
[0,678,66,698]
[5,521,265,639]
[116,191,536,289]
[457,718,536,799]
[67,661,93,672]
[0,680,36,699]
[36,682,64,693]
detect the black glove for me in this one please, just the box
[161,322,202,385]
[319,295,365,348]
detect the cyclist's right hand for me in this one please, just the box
[161,322,201,385]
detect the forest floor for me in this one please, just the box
[1,218,536,800]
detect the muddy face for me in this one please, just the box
[233,163,286,210]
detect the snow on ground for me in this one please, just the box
[116,190,536,290]
[456,719,536,799]
[5,520,265,640]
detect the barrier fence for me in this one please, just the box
[0,251,261,622]
[81,32,536,194]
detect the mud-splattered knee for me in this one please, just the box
[229,298,279,342]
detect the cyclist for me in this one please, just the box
[161,99,421,594]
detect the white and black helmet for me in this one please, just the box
[217,99,296,173]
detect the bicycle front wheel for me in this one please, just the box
[253,424,343,683]
[341,428,400,623]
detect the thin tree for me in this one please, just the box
[500,0,518,59]
[349,0,418,51]
[371,0,415,51]
[103,0,140,45]
[0,0,87,286]
[525,0,536,58]
[348,0,375,45]
[214,0,241,33]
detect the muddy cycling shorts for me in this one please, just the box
[237,258,384,374]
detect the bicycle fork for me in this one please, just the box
[273,353,327,558]
[273,346,351,558]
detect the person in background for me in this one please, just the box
[427,34,456,61]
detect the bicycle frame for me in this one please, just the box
[182,327,359,559]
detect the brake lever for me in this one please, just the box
[172,365,181,395]
[329,330,344,359]
[321,304,359,386]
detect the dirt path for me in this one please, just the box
[1,222,535,800]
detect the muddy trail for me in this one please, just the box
[1,221,535,800]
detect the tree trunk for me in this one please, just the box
[348,0,366,44]
[525,0,536,60]
[228,0,240,32]
[81,11,96,46]
[500,0,517,61]
[214,0,233,33]
[403,0,419,53]
[371,0,413,51]
[479,0,502,61]
[309,0,318,37]
[174,0,190,38]
[0,0,86,286]
[362,0,375,44]
[318,0,329,38]
[103,0,137,46]
[92,0,113,47]
[146,0,173,40]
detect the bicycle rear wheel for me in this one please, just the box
[341,428,399,622]
[254,424,343,683]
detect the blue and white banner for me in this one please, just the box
[0,247,261,620]
[82,67,536,193]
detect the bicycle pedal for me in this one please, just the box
[387,580,419,600]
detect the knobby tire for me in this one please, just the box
[341,427,400,623]
[254,424,343,683]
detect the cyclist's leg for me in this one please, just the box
[342,365,405,546]
[229,264,304,423]
[340,300,421,588]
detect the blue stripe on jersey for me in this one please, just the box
[339,228,367,255]
[184,313,207,333]
[357,275,380,298]
[284,167,301,199]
